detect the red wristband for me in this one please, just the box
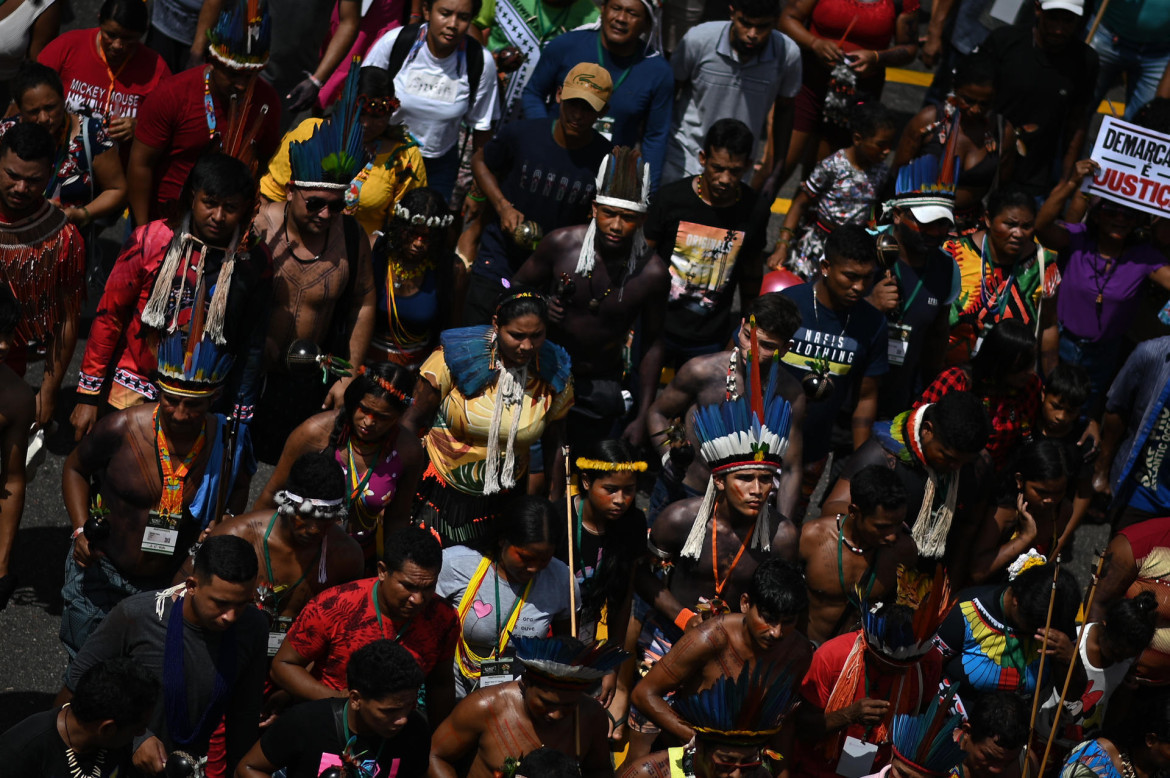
[675,608,697,631]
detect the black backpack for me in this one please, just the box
[384,22,485,113]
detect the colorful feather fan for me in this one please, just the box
[670,662,799,746]
[512,637,628,689]
[289,59,365,190]
[207,0,271,71]
[890,686,965,777]
[156,331,234,397]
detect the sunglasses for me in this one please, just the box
[303,195,345,214]
[359,94,400,118]
[955,92,993,110]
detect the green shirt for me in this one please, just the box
[473,0,599,52]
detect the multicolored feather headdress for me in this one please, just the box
[513,637,628,690]
[891,686,965,777]
[887,147,960,226]
[682,320,791,559]
[155,331,234,398]
[860,564,951,663]
[670,662,799,747]
[207,0,271,71]
[289,60,364,190]
[574,146,652,276]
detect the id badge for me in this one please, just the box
[268,616,292,657]
[478,656,516,689]
[887,323,911,366]
[836,736,879,778]
[593,115,615,140]
[141,511,180,555]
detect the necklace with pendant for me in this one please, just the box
[725,348,738,400]
[62,705,107,778]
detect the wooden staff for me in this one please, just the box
[1037,550,1110,777]
[564,444,577,638]
[1022,554,1062,778]
[1085,0,1113,45]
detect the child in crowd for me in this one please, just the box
[769,102,897,278]
[1032,362,1097,529]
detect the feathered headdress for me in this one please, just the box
[891,687,965,777]
[860,564,951,663]
[574,146,652,277]
[682,320,791,560]
[207,0,272,71]
[513,637,628,690]
[155,330,234,398]
[670,662,799,747]
[289,58,365,190]
[886,143,960,225]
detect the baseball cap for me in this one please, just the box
[907,203,954,226]
[561,63,613,111]
[1039,0,1084,14]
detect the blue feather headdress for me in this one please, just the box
[886,151,961,226]
[207,0,271,72]
[670,662,799,746]
[681,320,792,559]
[891,686,965,777]
[289,59,365,190]
[860,564,951,663]
[513,637,628,690]
[155,331,234,398]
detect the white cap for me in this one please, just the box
[1039,0,1084,14]
[907,203,955,226]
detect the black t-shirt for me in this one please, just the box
[0,708,133,778]
[259,698,430,778]
[975,27,1098,196]
[473,118,612,283]
[643,178,759,351]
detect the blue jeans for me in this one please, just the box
[423,144,461,202]
[1058,329,1123,414]
[1091,25,1170,120]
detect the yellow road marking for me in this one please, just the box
[885,67,1125,115]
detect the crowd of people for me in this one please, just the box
[0,0,1168,775]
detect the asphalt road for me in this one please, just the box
[0,0,1115,734]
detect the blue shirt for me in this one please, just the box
[520,29,674,188]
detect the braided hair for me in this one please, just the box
[327,362,415,451]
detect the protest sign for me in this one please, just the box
[1086,116,1170,218]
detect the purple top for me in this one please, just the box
[1056,222,1166,342]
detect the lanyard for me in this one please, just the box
[712,519,754,599]
[153,406,207,521]
[372,580,412,644]
[836,515,876,602]
[573,497,604,579]
[346,439,381,507]
[493,563,528,656]
[340,702,387,775]
[892,262,926,321]
[262,512,317,612]
[94,31,130,119]
[202,67,217,140]
[595,35,632,94]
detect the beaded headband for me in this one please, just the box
[356,365,411,404]
[494,291,543,314]
[575,457,648,473]
[393,202,455,228]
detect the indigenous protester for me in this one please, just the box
[180,452,364,657]
[0,658,159,778]
[954,692,1029,778]
[71,153,272,435]
[60,333,250,658]
[799,465,918,646]
[260,66,427,240]
[370,188,461,369]
[429,636,625,778]
[868,154,962,418]
[250,66,376,463]
[513,146,669,448]
[0,286,34,608]
[823,390,989,588]
[619,663,800,778]
[521,0,673,186]
[36,0,170,154]
[1059,688,1170,778]
[270,526,459,724]
[435,496,579,698]
[362,0,501,201]
[405,291,573,547]
[0,121,86,427]
[255,363,423,561]
[236,639,430,777]
[463,65,613,326]
[60,535,268,777]
[646,293,805,521]
[792,587,949,778]
[127,0,281,224]
[873,688,967,778]
[631,559,811,745]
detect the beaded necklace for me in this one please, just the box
[202,67,218,140]
[153,406,207,522]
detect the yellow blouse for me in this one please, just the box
[260,118,427,237]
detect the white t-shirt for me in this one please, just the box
[363,26,500,159]
[1038,623,1135,742]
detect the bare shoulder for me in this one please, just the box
[651,496,704,552]
[209,510,267,541]
[672,351,727,394]
[617,751,674,778]
[770,515,799,561]
[295,411,337,447]
[893,532,918,563]
[394,425,425,464]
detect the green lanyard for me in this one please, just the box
[371,581,412,644]
[595,35,631,95]
[892,262,926,322]
[262,512,317,612]
[340,702,386,772]
[493,563,528,658]
[836,515,877,602]
[574,497,603,580]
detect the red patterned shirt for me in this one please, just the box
[285,577,459,691]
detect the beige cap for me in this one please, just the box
[561,63,613,111]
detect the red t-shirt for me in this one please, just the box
[284,577,460,692]
[38,29,171,122]
[793,631,943,778]
[134,66,281,218]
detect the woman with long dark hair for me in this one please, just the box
[1060,686,1170,778]
[255,361,423,563]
